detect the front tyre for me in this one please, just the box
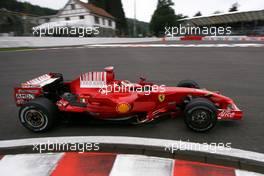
[184,98,217,132]
[19,98,57,132]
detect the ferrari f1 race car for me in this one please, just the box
[14,66,243,132]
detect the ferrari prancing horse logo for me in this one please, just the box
[158,94,166,102]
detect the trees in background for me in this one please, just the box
[0,0,57,16]
[106,0,127,35]
[229,2,239,12]
[127,18,150,37]
[194,2,239,17]
[150,0,184,37]
[0,10,24,35]
[157,0,174,8]
[89,0,106,10]
[213,11,222,14]
[194,11,202,17]
[90,0,127,35]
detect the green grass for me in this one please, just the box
[0,47,34,52]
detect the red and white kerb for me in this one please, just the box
[0,152,260,176]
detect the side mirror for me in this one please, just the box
[140,76,146,82]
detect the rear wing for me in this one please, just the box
[14,73,63,106]
[21,73,59,88]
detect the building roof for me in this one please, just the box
[180,9,264,26]
[76,0,115,19]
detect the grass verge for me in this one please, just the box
[0,47,34,52]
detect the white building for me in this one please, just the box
[36,0,116,37]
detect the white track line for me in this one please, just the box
[110,154,174,176]
[0,136,264,163]
[235,170,264,176]
[0,153,63,176]
[86,44,264,48]
[1,43,263,53]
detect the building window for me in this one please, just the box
[71,4,75,10]
[94,16,100,24]
[45,18,50,22]
[102,19,105,25]
[65,17,70,21]
[79,15,85,19]
[108,20,112,26]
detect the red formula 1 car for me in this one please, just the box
[14,66,243,132]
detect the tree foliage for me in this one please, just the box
[0,0,57,16]
[157,0,174,8]
[213,11,222,14]
[90,0,127,35]
[194,11,202,17]
[150,0,180,37]
[0,10,24,34]
[229,2,239,12]
[89,0,106,10]
[127,18,150,37]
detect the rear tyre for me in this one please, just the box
[178,80,200,89]
[19,97,57,132]
[184,98,217,132]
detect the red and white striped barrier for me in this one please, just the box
[162,36,264,41]
[174,36,264,41]
[203,36,264,41]
[0,152,262,176]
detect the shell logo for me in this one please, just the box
[116,103,131,114]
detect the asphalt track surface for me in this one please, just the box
[0,41,263,153]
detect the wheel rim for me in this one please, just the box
[24,109,45,128]
[190,109,211,129]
